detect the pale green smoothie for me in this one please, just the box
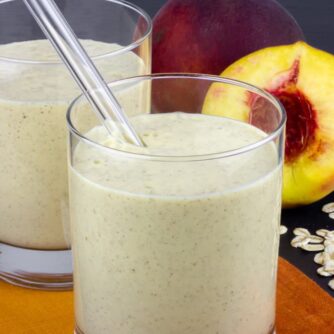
[0,39,146,249]
[70,112,282,334]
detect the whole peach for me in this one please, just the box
[152,0,305,112]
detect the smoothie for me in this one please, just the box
[0,39,146,249]
[70,112,282,334]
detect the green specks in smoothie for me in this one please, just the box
[71,113,281,333]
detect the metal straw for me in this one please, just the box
[23,0,145,146]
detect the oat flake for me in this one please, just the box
[322,202,334,213]
[301,244,324,252]
[308,235,324,244]
[280,225,288,235]
[329,279,334,290]
[314,252,325,265]
[291,235,311,248]
[317,267,334,277]
[316,229,330,237]
[293,228,310,236]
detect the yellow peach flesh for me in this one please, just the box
[203,42,334,207]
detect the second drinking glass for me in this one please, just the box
[0,0,151,290]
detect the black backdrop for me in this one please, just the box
[133,0,334,54]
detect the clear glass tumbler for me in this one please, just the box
[67,74,286,334]
[0,0,151,290]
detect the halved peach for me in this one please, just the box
[203,42,334,207]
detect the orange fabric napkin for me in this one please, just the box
[0,257,333,333]
[276,258,334,333]
[0,281,73,334]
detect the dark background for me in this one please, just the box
[133,0,334,55]
[131,0,334,296]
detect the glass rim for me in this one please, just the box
[67,73,286,162]
[0,0,152,65]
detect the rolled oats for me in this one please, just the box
[308,235,324,243]
[280,225,288,235]
[324,243,334,256]
[322,202,334,213]
[329,279,334,290]
[317,267,334,277]
[316,229,330,238]
[293,228,311,236]
[289,203,334,291]
[323,260,334,272]
[314,252,325,265]
[291,235,311,248]
[324,232,334,241]
[301,244,324,252]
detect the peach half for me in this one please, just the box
[203,42,334,207]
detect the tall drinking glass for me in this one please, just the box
[0,0,152,290]
[67,74,286,334]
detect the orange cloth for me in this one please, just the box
[0,257,333,333]
[276,258,334,333]
[0,281,74,334]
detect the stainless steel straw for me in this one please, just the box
[23,0,145,146]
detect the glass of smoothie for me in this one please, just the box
[0,0,151,290]
[67,74,286,334]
